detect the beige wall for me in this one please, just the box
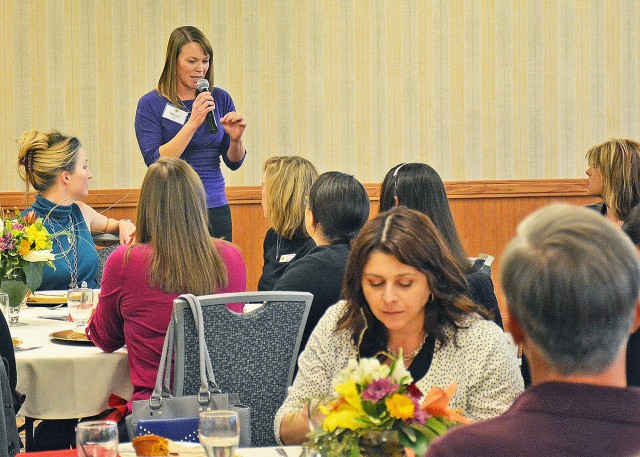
[2,0,640,193]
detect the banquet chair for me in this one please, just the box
[472,253,494,275]
[172,291,312,447]
[94,243,118,285]
[0,362,20,456]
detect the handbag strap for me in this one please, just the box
[178,294,221,395]
[149,294,220,404]
[150,311,176,399]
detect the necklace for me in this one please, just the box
[46,214,79,289]
[387,333,428,361]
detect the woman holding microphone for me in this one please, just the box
[135,26,247,241]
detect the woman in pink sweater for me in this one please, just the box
[87,158,246,425]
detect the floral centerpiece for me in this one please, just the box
[306,354,470,457]
[0,209,56,306]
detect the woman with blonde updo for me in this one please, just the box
[258,156,318,290]
[18,129,135,291]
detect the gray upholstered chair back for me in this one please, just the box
[172,291,312,447]
[94,244,118,285]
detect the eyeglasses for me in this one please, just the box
[304,196,309,207]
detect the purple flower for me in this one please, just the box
[407,397,427,426]
[11,223,24,231]
[0,234,15,252]
[362,379,399,403]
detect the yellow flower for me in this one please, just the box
[18,239,31,257]
[322,404,366,432]
[25,225,49,250]
[385,393,415,420]
[335,380,363,412]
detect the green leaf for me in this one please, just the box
[22,261,44,292]
[425,418,448,436]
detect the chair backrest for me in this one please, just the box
[0,361,19,457]
[470,253,494,276]
[172,291,313,447]
[94,244,118,285]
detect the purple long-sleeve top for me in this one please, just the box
[134,89,245,208]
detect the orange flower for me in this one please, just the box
[420,380,471,424]
[23,210,37,225]
[18,239,31,257]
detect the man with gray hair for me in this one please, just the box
[425,203,640,457]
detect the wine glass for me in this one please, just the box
[198,411,240,457]
[67,286,93,327]
[76,420,118,457]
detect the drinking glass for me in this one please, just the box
[76,420,118,457]
[68,287,93,327]
[199,411,240,457]
[0,293,8,322]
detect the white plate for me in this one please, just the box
[33,290,67,297]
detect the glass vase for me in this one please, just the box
[359,430,405,457]
[0,269,29,326]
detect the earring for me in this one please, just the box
[427,294,434,304]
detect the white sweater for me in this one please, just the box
[274,301,524,443]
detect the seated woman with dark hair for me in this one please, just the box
[273,171,370,354]
[379,163,503,328]
[621,204,640,387]
[275,207,523,445]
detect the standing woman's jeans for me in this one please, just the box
[207,204,233,242]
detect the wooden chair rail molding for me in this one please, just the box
[1,179,599,330]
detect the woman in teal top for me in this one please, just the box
[18,129,136,291]
[17,129,137,450]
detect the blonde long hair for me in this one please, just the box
[134,158,228,294]
[17,129,81,193]
[157,26,214,106]
[586,138,640,221]
[263,156,318,239]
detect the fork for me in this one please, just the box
[47,303,66,310]
[275,448,288,457]
[15,346,41,352]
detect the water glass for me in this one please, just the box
[76,420,118,457]
[0,293,8,323]
[68,287,93,327]
[199,411,240,457]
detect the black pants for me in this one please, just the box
[207,205,232,241]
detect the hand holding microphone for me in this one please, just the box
[196,79,219,134]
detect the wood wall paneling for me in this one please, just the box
[1,180,599,330]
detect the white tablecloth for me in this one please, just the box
[119,443,303,457]
[9,306,133,419]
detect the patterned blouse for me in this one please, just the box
[274,301,524,444]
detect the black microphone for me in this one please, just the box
[196,79,218,134]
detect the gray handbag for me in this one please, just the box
[128,294,251,446]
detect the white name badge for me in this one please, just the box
[162,104,188,125]
[278,253,296,263]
